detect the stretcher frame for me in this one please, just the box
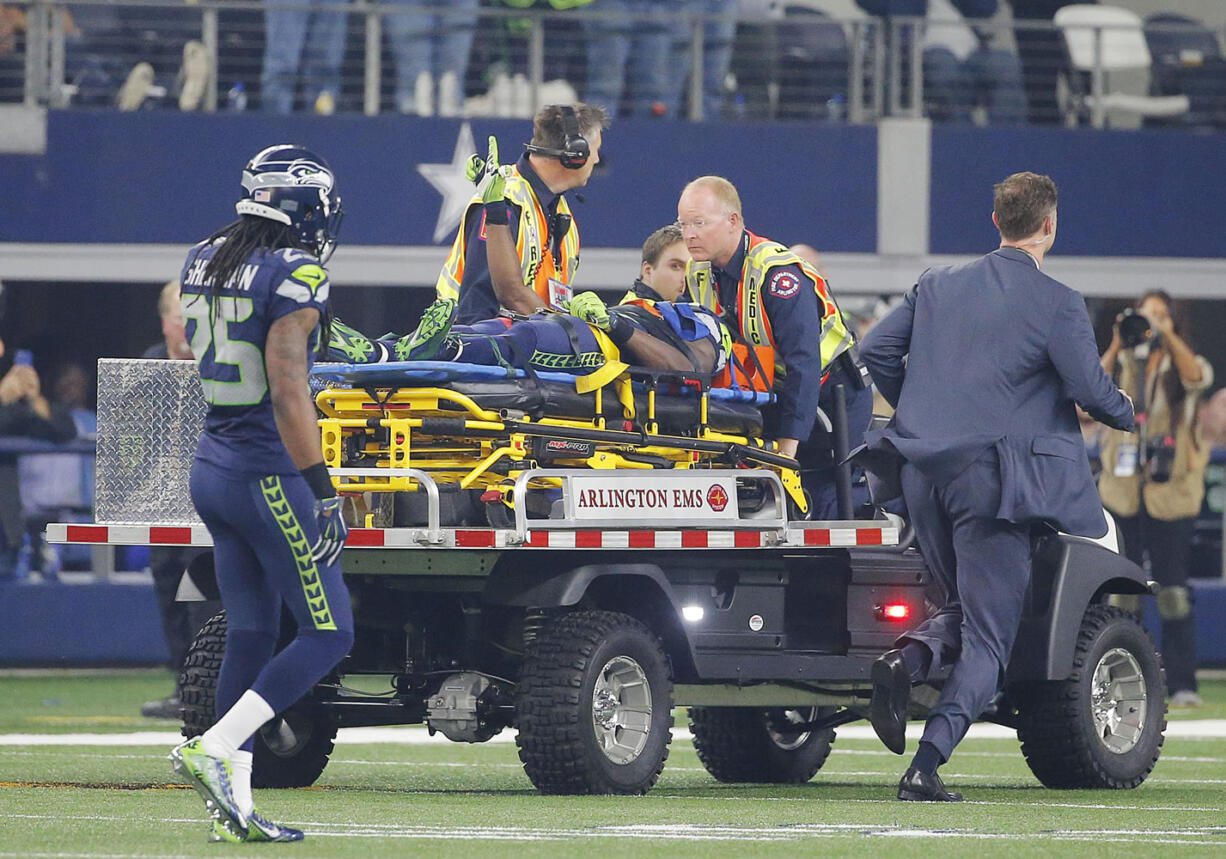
[312,361,809,520]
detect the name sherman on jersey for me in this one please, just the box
[183,258,262,292]
[179,243,331,476]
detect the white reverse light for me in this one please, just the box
[681,605,705,623]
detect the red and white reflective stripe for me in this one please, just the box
[46,523,897,550]
[47,523,215,546]
[524,525,895,549]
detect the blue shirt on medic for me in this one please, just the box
[179,242,330,476]
[456,154,564,324]
[711,232,824,442]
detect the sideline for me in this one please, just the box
[3,721,1226,746]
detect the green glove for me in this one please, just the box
[571,292,632,346]
[569,292,611,330]
[465,135,506,206]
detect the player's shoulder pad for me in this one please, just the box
[274,252,331,305]
[273,247,317,265]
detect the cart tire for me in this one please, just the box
[179,611,227,740]
[1014,604,1165,789]
[516,610,673,795]
[689,706,836,783]
[177,610,338,788]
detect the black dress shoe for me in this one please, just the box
[140,694,181,720]
[870,649,910,754]
[897,767,963,802]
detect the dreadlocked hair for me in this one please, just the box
[185,215,332,358]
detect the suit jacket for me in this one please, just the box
[860,246,1135,537]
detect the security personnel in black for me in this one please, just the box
[859,172,1135,802]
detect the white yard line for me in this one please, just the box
[5,816,1226,847]
[5,720,1226,746]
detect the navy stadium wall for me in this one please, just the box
[929,126,1226,257]
[0,111,878,251]
[0,578,1221,668]
[5,113,1226,257]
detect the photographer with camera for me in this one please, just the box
[1098,290,1212,708]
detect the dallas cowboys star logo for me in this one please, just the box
[417,122,479,244]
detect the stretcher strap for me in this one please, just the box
[579,327,636,416]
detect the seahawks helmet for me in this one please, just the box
[236,145,344,262]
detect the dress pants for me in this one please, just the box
[899,449,1032,761]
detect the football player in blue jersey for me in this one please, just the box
[327,293,732,378]
[169,145,350,844]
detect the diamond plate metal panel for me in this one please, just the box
[95,358,205,524]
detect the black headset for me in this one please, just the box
[523,104,590,170]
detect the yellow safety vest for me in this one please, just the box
[684,232,853,381]
[435,167,580,304]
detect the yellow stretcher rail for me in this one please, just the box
[315,376,809,518]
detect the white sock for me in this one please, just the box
[231,749,254,817]
[201,690,275,761]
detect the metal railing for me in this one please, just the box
[3,1,1224,129]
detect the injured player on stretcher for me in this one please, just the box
[326,292,736,380]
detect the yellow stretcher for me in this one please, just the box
[311,360,808,523]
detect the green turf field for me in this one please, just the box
[1,670,1223,857]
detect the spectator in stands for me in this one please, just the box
[59,3,138,108]
[15,362,96,580]
[1098,290,1212,708]
[0,358,77,442]
[0,4,26,102]
[108,2,213,111]
[140,280,219,720]
[382,0,479,116]
[584,0,678,117]
[1011,0,1081,124]
[855,0,1026,124]
[667,0,739,119]
[261,0,349,114]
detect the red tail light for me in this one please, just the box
[876,603,911,621]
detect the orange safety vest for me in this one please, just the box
[684,231,852,382]
[435,166,580,304]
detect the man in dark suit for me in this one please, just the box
[858,171,1135,801]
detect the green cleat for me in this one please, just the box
[207,818,245,844]
[169,737,247,835]
[209,809,304,843]
[247,808,306,842]
[328,317,381,363]
[393,298,458,361]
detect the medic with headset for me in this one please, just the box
[436,103,610,325]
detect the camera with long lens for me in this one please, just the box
[1146,436,1176,483]
[1117,308,1152,349]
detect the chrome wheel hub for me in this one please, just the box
[590,655,652,765]
[1091,647,1147,754]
